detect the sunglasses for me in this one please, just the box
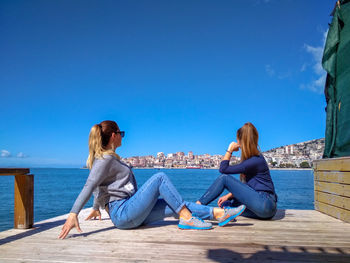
[115,131,125,138]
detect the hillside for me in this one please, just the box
[263,138,325,168]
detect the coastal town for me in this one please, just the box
[121,138,325,169]
[262,138,324,168]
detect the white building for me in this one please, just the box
[157,152,165,158]
[285,145,294,154]
[276,148,284,154]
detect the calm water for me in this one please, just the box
[0,168,314,232]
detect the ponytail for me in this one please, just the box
[86,122,121,169]
[86,125,104,169]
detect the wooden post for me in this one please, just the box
[0,168,33,229]
[14,174,34,229]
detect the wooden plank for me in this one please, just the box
[0,209,350,262]
[14,174,34,229]
[314,171,350,184]
[314,181,350,197]
[313,157,350,171]
[315,191,350,211]
[0,168,29,176]
[315,201,350,223]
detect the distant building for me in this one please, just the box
[176,152,185,160]
[165,159,173,168]
[139,158,146,167]
[276,148,284,154]
[157,152,165,158]
[285,145,294,154]
[131,157,139,167]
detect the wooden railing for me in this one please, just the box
[0,168,34,229]
[313,157,350,223]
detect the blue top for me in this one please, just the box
[219,154,276,194]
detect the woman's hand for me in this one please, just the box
[217,195,228,207]
[217,193,234,207]
[85,209,101,221]
[58,213,82,239]
[218,194,231,207]
[228,142,240,152]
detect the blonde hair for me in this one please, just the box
[86,121,120,169]
[237,122,260,182]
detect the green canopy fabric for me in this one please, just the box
[323,0,350,158]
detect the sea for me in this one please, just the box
[0,168,314,232]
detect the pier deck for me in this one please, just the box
[1,209,350,262]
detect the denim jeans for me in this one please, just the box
[109,172,214,229]
[198,174,277,219]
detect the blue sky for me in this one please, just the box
[0,0,334,167]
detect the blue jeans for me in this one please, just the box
[108,172,214,229]
[198,174,277,219]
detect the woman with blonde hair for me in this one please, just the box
[59,120,245,239]
[196,122,277,219]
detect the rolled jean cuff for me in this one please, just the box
[209,207,214,220]
[175,201,187,214]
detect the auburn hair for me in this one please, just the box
[86,120,120,169]
[237,122,260,182]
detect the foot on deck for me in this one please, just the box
[218,205,246,227]
[178,215,212,230]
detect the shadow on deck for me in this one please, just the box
[0,219,66,246]
[207,247,350,262]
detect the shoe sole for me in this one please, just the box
[218,205,246,227]
[178,224,212,230]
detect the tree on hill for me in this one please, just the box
[270,161,278,167]
[300,161,311,168]
[279,163,296,168]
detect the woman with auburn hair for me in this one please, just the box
[59,120,245,239]
[196,123,277,220]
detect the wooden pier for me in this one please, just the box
[1,208,350,262]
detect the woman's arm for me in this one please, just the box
[226,192,234,199]
[219,161,246,174]
[219,141,246,174]
[59,156,113,239]
[222,142,240,161]
[84,191,102,221]
[92,189,100,210]
[70,157,113,214]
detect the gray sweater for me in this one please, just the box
[70,155,137,214]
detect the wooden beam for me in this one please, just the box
[314,171,350,184]
[315,201,350,223]
[0,168,30,176]
[315,191,350,211]
[14,174,34,229]
[313,157,350,171]
[314,181,350,197]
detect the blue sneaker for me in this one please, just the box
[217,205,246,227]
[178,215,212,230]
